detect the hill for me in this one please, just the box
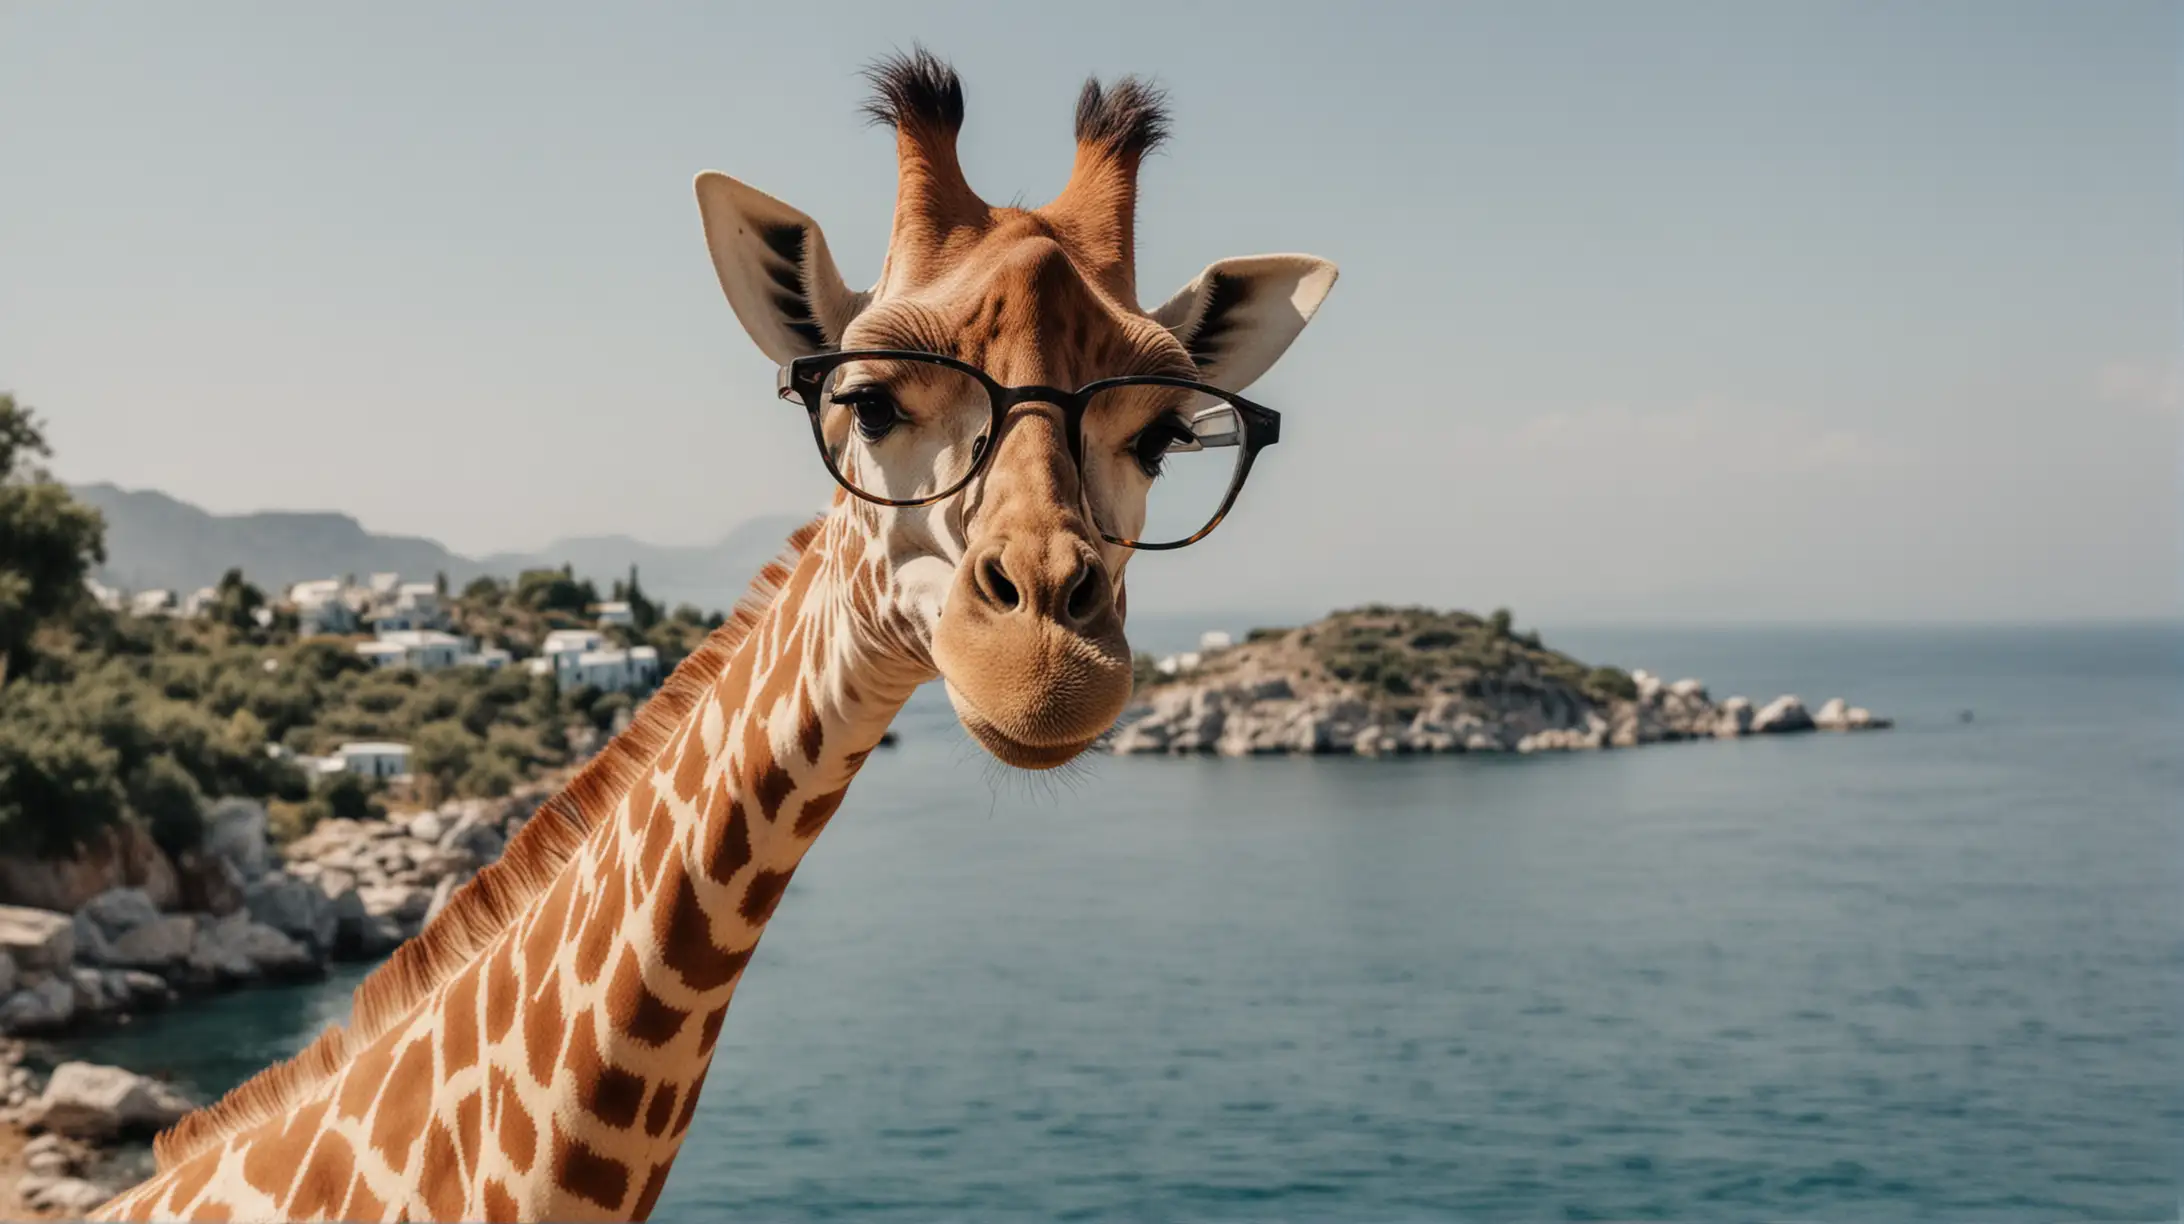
[71,483,804,612]
[1115,604,1889,755]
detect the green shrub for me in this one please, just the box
[310,772,382,826]
[0,720,126,857]
[130,755,206,857]
[1585,666,1639,701]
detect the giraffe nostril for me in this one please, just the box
[1063,559,1104,626]
[980,555,1020,611]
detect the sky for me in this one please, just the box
[2,2,2177,624]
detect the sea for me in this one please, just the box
[50,623,2183,1222]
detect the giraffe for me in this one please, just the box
[94,49,1336,1222]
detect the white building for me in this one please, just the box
[356,629,467,671]
[83,578,124,612]
[526,632,660,692]
[327,741,410,780]
[540,628,606,657]
[355,641,407,668]
[290,579,359,636]
[367,573,402,597]
[1199,630,1235,653]
[570,645,660,692]
[1155,651,1203,676]
[370,582,447,633]
[395,582,443,618]
[594,601,634,628]
[130,589,178,617]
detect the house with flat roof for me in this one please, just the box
[327,741,411,780]
[356,629,467,671]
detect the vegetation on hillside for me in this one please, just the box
[0,393,729,859]
[1141,604,1638,718]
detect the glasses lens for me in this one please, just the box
[1084,382,1247,547]
[817,355,991,504]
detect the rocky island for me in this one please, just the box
[1112,606,1889,757]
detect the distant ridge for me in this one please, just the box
[71,482,806,613]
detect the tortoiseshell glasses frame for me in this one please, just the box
[777,348,1280,550]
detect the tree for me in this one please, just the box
[213,567,266,633]
[0,394,107,681]
[408,720,475,804]
[129,754,207,857]
[315,772,380,825]
[1488,607,1514,639]
[622,565,660,630]
[0,717,127,856]
[514,567,595,614]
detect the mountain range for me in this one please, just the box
[72,483,808,614]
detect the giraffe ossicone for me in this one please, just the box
[96,48,1334,1222]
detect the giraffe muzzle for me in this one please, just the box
[932,527,1133,768]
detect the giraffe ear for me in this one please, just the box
[1149,255,1338,393]
[695,172,869,364]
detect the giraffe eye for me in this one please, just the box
[833,385,903,442]
[1129,415,1194,478]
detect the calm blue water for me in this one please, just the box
[55,625,2184,1222]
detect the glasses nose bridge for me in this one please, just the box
[995,384,1090,468]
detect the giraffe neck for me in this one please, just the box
[517,528,915,1218]
[101,523,923,1222]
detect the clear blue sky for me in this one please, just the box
[2,2,2176,622]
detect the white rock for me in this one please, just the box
[1751,695,1815,734]
[358,884,433,925]
[23,1144,74,1175]
[1812,697,1851,729]
[68,967,110,1016]
[26,1061,194,1139]
[1715,697,1754,738]
[109,969,169,1005]
[407,844,475,880]
[0,907,76,972]
[405,812,447,844]
[27,1177,112,1215]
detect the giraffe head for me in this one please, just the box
[695,50,1335,769]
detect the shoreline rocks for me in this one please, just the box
[1113,666,1892,759]
[0,782,555,1043]
[0,1041,179,1217]
[0,783,558,1211]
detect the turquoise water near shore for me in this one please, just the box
[54,625,2183,1221]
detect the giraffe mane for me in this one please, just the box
[151,516,827,1171]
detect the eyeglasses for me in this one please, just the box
[777,349,1281,550]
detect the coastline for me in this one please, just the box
[0,785,554,1214]
[1111,608,1890,757]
